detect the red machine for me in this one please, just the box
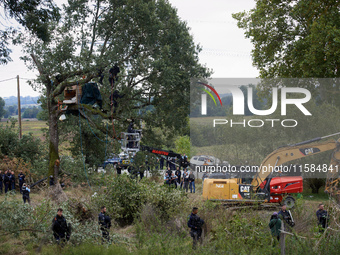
[259,176,303,203]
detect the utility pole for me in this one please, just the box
[17,75,22,139]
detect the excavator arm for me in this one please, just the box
[325,145,340,199]
[251,133,340,194]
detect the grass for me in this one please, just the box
[21,120,47,140]
[0,180,339,255]
[0,119,47,140]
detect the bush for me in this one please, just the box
[93,174,187,226]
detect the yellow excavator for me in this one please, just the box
[202,132,340,206]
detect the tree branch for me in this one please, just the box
[30,53,50,87]
[52,74,95,98]
[88,0,101,59]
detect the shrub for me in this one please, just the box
[93,174,187,226]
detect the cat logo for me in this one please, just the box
[216,184,224,188]
[299,147,320,156]
[240,185,250,193]
[304,148,314,155]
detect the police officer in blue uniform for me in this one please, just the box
[187,207,204,249]
[98,206,112,241]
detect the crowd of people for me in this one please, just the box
[0,170,31,203]
[164,167,196,193]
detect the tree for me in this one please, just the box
[0,124,42,163]
[22,106,41,118]
[233,1,340,193]
[0,0,60,64]
[232,0,340,79]
[0,97,5,120]
[21,0,209,180]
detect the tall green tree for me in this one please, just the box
[0,0,60,64]
[232,0,340,79]
[233,1,340,193]
[21,0,209,179]
[0,97,5,120]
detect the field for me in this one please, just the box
[1,119,47,140]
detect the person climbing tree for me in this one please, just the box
[109,90,124,113]
[108,64,120,88]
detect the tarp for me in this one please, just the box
[80,82,102,108]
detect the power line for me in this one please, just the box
[20,77,34,81]
[0,77,16,83]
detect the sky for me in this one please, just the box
[0,0,258,98]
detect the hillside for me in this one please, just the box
[3,96,40,106]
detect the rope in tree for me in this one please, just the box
[81,106,108,144]
[77,83,92,189]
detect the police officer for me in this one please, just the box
[18,171,25,194]
[52,208,70,245]
[160,156,164,170]
[166,167,172,179]
[187,207,204,249]
[4,170,10,193]
[98,206,111,241]
[316,203,329,232]
[116,162,122,175]
[175,167,181,185]
[181,154,188,168]
[49,175,55,186]
[278,204,295,229]
[10,171,15,192]
[22,183,30,204]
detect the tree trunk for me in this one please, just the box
[30,54,60,183]
[47,85,60,181]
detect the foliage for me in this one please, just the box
[175,135,191,158]
[59,115,111,168]
[0,183,340,254]
[0,97,5,120]
[233,0,340,79]
[18,0,209,179]
[93,174,187,226]
[22,106,42,118]
[0,155,32,180]
[0,123,43,163]
[0,0,60,64]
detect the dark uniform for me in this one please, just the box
[160,157,164,170]
[116,164,122,175]
[49,176,55,186]
[175,169,181,184]
[22,185,30,204]
[278,209,295,228]
[181,155,188,168]
[18,173,25,194]
[187,212,204,249]
[316,209,329,231]
[4,173,10,193]
[166,169,172,179]
[98,211,111,241]
[52,215,70,244]
[10,173,15,191]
